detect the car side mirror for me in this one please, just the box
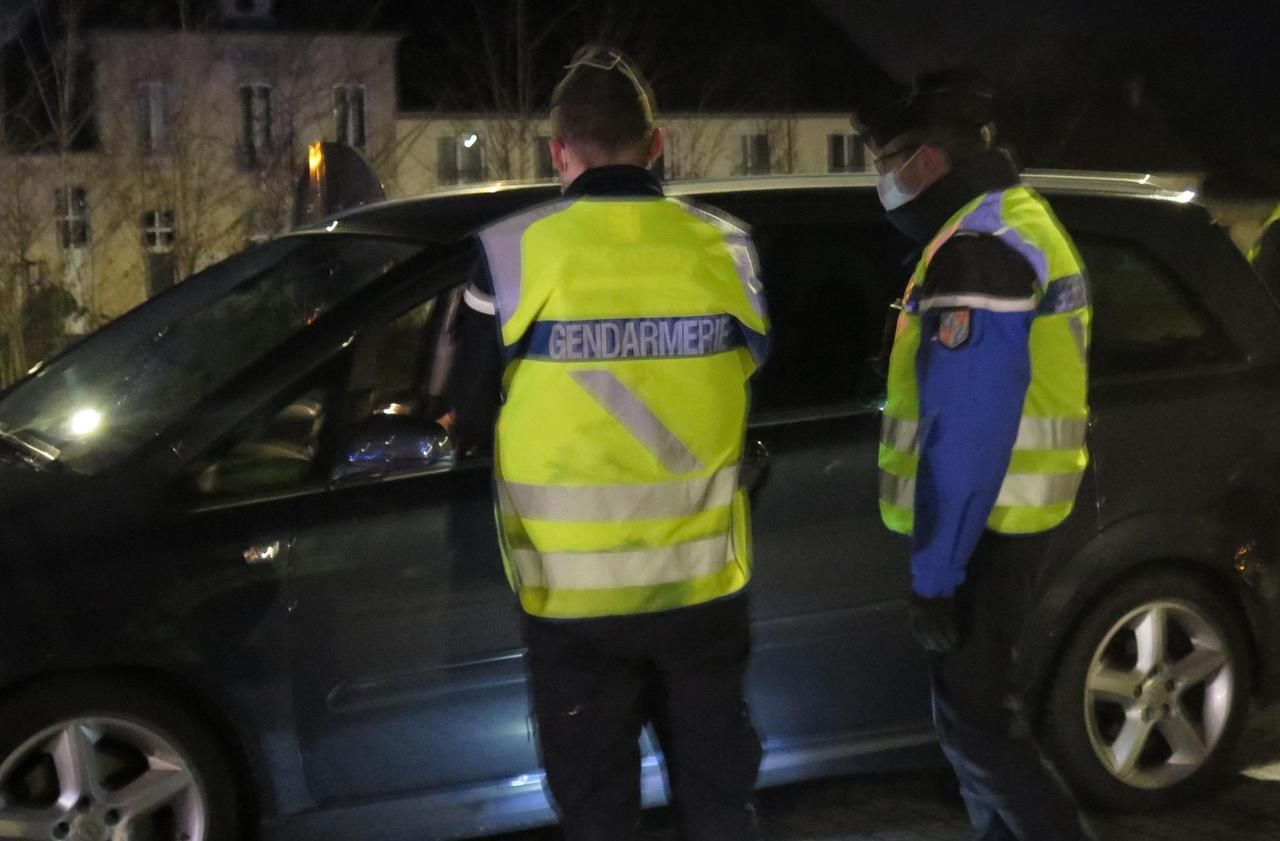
[330,414,455,484]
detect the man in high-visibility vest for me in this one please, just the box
[854,70,1096,841]
[445,46,768,841]
[1249,202,1280,299]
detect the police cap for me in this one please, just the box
[852,68,995,148]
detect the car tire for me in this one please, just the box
[0,676,243,841]
[1044,572,1251,811]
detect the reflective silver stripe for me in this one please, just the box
[477,200,573,327]
[509,545,543,591]
[509,534,731,590]
[883,416,1084,453]
[680,202,765,319]
[1038,273,1089,314]
[882,469,1082,510]
[879,470,915,510]
[569,369,703,474]
[1013,417,1088,450]
[501,466,739,522]
[881,416,919,452]
[995,472,1083,508]
[918,293,1037,313]
[463,285,496,315]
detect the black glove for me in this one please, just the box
[909,593,961,653]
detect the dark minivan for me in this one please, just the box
[2,173,1278,841]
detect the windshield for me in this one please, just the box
[0,235,424,474]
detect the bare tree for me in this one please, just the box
[1,2,405,387]
[0,0,106,381]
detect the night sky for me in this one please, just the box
[3,0,1278,191]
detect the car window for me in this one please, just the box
[750,222,908,419]
[183,368,342,501]
[182,281,466,501]
[1079,237,1238,378]
[0,236,424,474]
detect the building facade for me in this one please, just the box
[0,2,877,385]
[392,112,869,196]
[0,19,399,383]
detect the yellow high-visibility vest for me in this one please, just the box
[879,186,1091,535]
[477,196,768,619]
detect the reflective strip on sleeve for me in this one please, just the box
[500,466,739,522]
[508,534,732,590]
[1038,273,1089,314]
[569,369,704,474]
[918,293,1038,313]
[994,471,1083,508]
[463,285,496,315]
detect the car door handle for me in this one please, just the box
[243,541,281,565]
[742,439,770,494]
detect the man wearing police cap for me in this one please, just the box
[855,70,1096,840]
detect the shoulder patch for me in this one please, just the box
[936,308,971,349]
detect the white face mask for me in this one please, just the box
[876,147,924,211]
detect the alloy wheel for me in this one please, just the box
[0,717,206,841]
[1082,599,1234,790]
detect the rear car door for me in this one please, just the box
[704,188,937,761]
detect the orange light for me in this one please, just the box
[308,142,323,177]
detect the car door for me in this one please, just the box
[704,189,936,758]
[274,265,537,805]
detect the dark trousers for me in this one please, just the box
[523,593,762,841]
[932,531,1096,841]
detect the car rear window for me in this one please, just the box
[1079,236,1238,377]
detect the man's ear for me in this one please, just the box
[646,128,665,167]
[550,138,568,175]
[918,143,952,181]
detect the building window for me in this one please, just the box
[437,133,485,185]
[55,187,89,250]
[139,82,173,154]
[828,134,866,173]
[142,209,176,252]
[738,134,770,176]
[239,83,274,167]
[652,132,679,181]
[534,135,555,179]
[334,85,367,150]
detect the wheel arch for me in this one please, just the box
[1018,511,1269,721]
[0,665,275,836]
